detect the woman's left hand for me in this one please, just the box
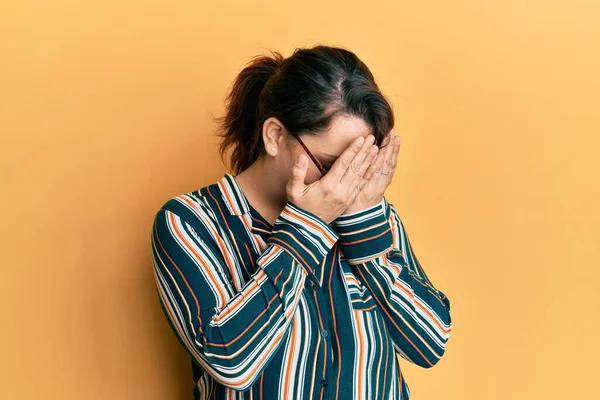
[342,129,401,215]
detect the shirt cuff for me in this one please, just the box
[266,202,339,278]
[333,198,393,264]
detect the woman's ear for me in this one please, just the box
[262,117,287,156]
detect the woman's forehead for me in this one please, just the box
[318,115,373,156]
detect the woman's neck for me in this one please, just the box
[233,157,288,226]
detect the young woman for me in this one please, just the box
[151,45,452,399]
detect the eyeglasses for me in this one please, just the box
[291,134,330,176]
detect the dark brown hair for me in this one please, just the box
[216,45,395,174]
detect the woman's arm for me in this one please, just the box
[334,197,452,368]
[152,198,338,390]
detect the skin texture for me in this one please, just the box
[234,113,401,225]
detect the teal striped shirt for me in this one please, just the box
[151,173,452,399]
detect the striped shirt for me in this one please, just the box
[151,173,452,399]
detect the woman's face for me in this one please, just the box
[285,114,374,185]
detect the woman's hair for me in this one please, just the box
[216,45,395,174]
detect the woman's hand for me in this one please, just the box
[342,129,401,215]
[286,134,379,224]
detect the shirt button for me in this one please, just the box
[321,329,328,338]
[320,379,328,387]
[312,282,319,291]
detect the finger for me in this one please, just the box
[287,154,308,197]
[345,134,375,177]
[340,135,376,183]
[354,144,379,180]
[382,135,399,174]
[363,152,380,181]
[352,178,367,199]
[379,128,395,149]
[389,135,401,170]
[371,141,390,176]
[347,144,378,195]
[365,131,396,187]
[326,136,365,180]
[370,138,393,180]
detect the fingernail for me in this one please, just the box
[297,155,305,166]
[357,137,365,146]
[367,135,375,144]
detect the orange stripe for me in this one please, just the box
[272,267,284,287]
[259,372,264,399]
[234,326,287,387]
[212,280,259,321]
[283,313,297,396]
[354,309,364,398]
[353,265,435,367]
[167,212,228,314]
[236,274,303,387]
[244,243,256,271]
[338,219,388,236]
[362,304,378,312]
[203,190,246,287]
[218,180,239,215]
[276,229,319,264]
[283,207,336,244]
[383,256,450,333]
[394,282,451,334]
[252,217,272,230]
[342,226,392,245]
[156,214,207,326]
[206,277,282,347]
[180,195,236,277]
[268,238,313,277]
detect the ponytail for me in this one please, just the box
[217,51,284,174]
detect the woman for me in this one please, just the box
[151,45,452,400]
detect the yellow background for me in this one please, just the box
[1,1,599,399]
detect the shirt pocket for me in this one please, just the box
[342,271,378,312]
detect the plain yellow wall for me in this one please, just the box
[1,1,599,399]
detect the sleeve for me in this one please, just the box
[151,202,338,390]
[333,197,452,368]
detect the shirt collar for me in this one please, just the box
[217,173,251,216]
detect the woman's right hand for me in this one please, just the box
[286,134,379,224]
